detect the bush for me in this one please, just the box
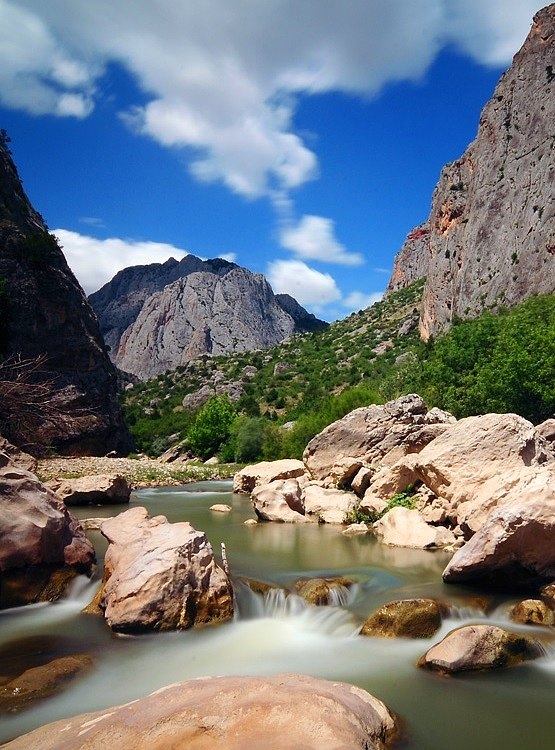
[187,395,236,459]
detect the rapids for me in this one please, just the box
[1,480,554,748]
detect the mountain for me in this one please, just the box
[387,3,555,340]
[90,257,327,380]
[0,135,132,455]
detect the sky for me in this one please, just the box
[0,0,546,320]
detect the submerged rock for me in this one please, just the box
[361,599,446,639]
[418,624,543,674]
[2,673,398,750]
[97,507,233,633]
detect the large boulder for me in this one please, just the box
[46,474,131,506]
[98,507,233,633]
[303,395,454,484]
[233,459,305,494]
[443,493,555,588]
[373,507,456,549]
[251,479,310,523]
[365,413,553,536]
[0,467,95,574]
[418,624,543,674]
[2,673,398,750]
[0,437,37,473]
[303,484,357,524]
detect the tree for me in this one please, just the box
[187,395,236,459]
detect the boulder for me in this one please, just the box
[251,479,309,523]
[0,437,37,473]
[303,394,454,483]
[182,384,214,411]
[373,507,456,549]
[294,577,354,606]
[0,654,94,714]
[365,413,553,537]
[351,466,372,496]
[2,673,398,750]
[303,484,357,524]
[209,504,232,513]
[343,522,369,535]
[233,459,305,494]
[418,624,543,674]
[0,467,95,574]
[540,583,555,610]
[46,474,131,506]
[98,507,233,633]
[361,599,446,639]
[443,493,555,588]
[510,599,555,626]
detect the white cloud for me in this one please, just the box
[1,1,544,196]
[218,252,237,263]
[280,215,363,266]
[54,229,189,294]
[267,259,341,308]
[342,291,383,312]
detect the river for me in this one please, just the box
[1,480,554,748]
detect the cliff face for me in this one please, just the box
[91,257,327,380]
[0,138,132,455]
[115,267,319,380]
[387,4,555,339]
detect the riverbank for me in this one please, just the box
[36,456,241,488]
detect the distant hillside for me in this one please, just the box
[388,4,555,339]
[90,256,327,380]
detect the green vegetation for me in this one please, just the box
[346,484,418,525]
[121,285,554,462]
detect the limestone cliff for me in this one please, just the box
[91,257,327,380]
[387,4,555,339]
[0,137,132,455]
[115,267,319,380]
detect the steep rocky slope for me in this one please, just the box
[388,4,555,339]
[91,257,326,380]
[0,137,131,455]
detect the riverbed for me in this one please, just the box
[1,481,554,748]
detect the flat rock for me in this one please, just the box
[46,474,131,506]
[97,507,233,633]
[2,673,398,750]
[233,459,305,494]
[418,624,543,673]
[209,504,232,513]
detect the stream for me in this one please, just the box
[1,480,554,748]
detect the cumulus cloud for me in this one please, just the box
[266,259,341,309]
[1,0,543,197]
[54,229,189,294]
[280,215,363,266]
[342,291,383,311]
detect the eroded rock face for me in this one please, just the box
[0,140,131,456]
[303,395,454,483]
[361,599,446,639]
[98,507,233,633]
[418,625,543,674]
[233,459,306,494]
[46,475,131,506]
[3,673,397,750]
[387,5,555,338]
[442,494,555,588]
[0,467,95,574]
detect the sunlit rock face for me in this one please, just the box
[387,4,555,339]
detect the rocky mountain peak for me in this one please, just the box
[387,3,555,340]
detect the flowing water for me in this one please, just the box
[1,481,555,748]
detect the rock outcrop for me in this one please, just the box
[3,673,398,750]
[387,5,555,339]
[233,459,306,494]
[90,258,327,380]
[46,474,131,506]
[98,507,233,633]
[0,138,131,455]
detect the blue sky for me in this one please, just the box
[0,1,545,320]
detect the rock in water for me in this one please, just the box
[0,138,131,455]
[418,624,543,674]
[98,507,233,633]
[387,4,555,338]
[361,599,446,639]
[46,475,131,506]
[2,673,398,750]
